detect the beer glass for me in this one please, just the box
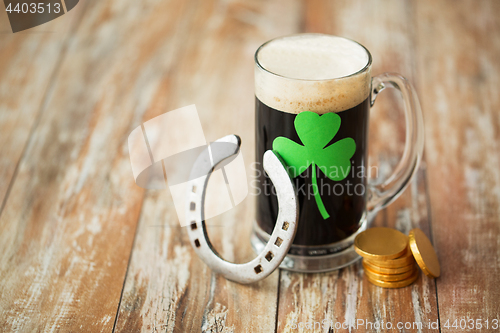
[251,34,424,272]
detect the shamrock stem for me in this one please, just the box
[311,162,330,219]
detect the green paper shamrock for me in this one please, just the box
[273,111,356,219]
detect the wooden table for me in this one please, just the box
[1,0,499,332]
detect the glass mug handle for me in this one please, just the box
[367,73,425,214]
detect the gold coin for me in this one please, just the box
[364,264,416,281]
[365,247,415,268]
[367,269,419,288]
[362,260,415,274]
[409,228,440,278]
[354,227,408,260]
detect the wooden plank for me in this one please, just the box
[414,0,500,330]
[113,0,304,332]
[0,0,193,331]
[0,3,87,331]
[277,1,440,332]
[0,3,83,212]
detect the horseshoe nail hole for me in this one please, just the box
[190,223,197,230]
[265,251,274,262]
[192,185,197,193]
[274,237,283,247]
[254,265,263,274]
[190,202,196,211]
[194,239,200,247]
[282,221,289,231]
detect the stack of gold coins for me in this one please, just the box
[354,227,440,288]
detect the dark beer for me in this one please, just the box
[254,34,372,254]
[255,98,369,251]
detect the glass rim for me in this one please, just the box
[254,33,373,82]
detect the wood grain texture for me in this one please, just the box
[276,1,440,332]
[1,0,499,332]
[0,4,82,211]
[0,0,162,331]
[414,0,500,330]
[114,0,303,332]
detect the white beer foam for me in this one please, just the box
[255,34,371,113]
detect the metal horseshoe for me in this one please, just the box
[185,134,298,284]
